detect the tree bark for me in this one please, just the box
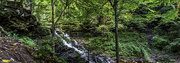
[37,4,40,22]
[20,0,23,8]
[30,0,32,13]
[1,0,2,7]
[114,0,119,63]
[51,0,55,56]
[14,0,16,8]
[108,0,119,62]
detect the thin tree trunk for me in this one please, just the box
[54,0,73,25]
[108,0,120,62]
[114,0,119,63]
[88,48,90,63]
[20,0,23,8]
[1,0,2,7]
[30,0,32,14]
[21,0,25,8]
[37,4,40,22]
[14,0,16,8]
[51,0,55,56]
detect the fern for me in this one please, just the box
[19,36,36,47]
[142,48,152,62]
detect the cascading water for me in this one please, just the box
[55,31,115,63]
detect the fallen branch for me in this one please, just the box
[0,27,9,37]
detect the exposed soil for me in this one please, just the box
[0,37,35,63]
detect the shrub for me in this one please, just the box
[87,31,151,60]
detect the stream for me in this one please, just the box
[54,31,115,63]
[145,29,156,62]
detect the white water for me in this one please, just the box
[55,31,113,63]
[55,32,85,54]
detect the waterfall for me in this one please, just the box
[55,31,114,63]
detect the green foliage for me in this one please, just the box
[8,31,36,47]
[58,57,67,63]
[96,25,111,33]
[142,48,151,62]
[88,36,114,51]
[153,35,180,54]
[36,36,54,56]
[8,31,19,39]
[36,44,53,57]
[60,20,83,32]
[87,31,151,60]
[33,36,67,62]
[153,35,169,50]
[3,0,179,62]
[120,1,180,56]
[118,32,151,59]
[19,36,36,47]
[169,38,180,54]
[7,31,65,62]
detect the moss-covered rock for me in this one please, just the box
[0,4,49,36]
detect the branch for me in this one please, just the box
[54,0,73,25]
[108,0,119,9]
[108,0,114,8]
[54,5,68,25]
[100,1,108,9]
[114,0,119,5]
[0,27,9,37]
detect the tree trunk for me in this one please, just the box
[14,0,16,8]
[51,0,55,56]
[37,4,40,22]
[30,0,32,13]
[20,0,23,8]
[1,0,2,7]
[114,0,119,63]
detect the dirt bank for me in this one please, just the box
[0,37,35,63]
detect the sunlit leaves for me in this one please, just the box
[148,8,156,13]
[121,13,133,22]
[161,9,179,23]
